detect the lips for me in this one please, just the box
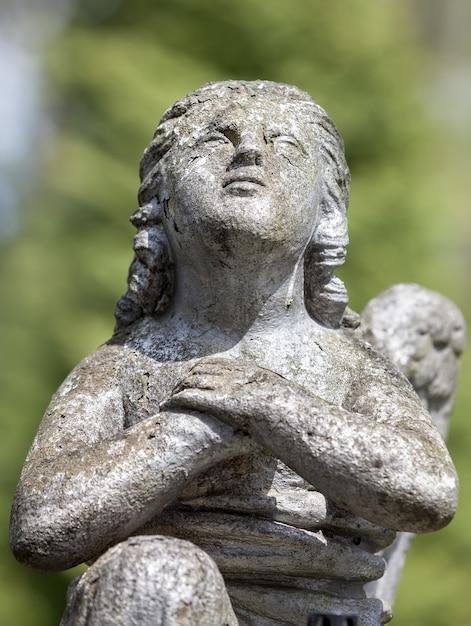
[222,171,266,188]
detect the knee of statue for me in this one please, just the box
[60,536,238,626]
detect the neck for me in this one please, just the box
[166,244,311,342]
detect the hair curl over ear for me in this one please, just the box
[304,108,350,328]
[114,198,174,329]
[114,80,350,331]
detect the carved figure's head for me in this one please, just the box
[115,81,350,330]
[362,283,466,438]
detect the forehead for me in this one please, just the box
[172,96,318,138]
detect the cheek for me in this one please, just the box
[174,168,216,203]
[167,173,221,234]
[278,170,318,221]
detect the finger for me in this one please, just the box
[161,388,220,413]
[188,360,240,377]
[172,374,218,395]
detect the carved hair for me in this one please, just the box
[114,81,350,330]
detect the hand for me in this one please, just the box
[161,357,290,432]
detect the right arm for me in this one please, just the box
[10,347,251,572]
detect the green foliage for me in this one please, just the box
[1,1,469,623]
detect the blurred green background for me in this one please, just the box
[1,0,470,624]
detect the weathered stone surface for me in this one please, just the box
[10,81,462,625]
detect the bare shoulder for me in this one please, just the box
[54,342,126,395]
[30,324,187,457]
[337,330,434,430]
[31,342,128,457]
[304,319,420,407]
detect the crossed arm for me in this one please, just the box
[10,347,457,572]
[164,357,458,533]
[10,354,253,571]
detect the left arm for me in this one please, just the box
[163,356,458,533]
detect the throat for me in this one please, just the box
[170,257,309,341]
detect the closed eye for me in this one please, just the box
[270,134,306,158]
[275,136,300,148]
[197,132,231,147]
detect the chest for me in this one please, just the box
[116,329,358,429]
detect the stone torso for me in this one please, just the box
[109,316,395,587]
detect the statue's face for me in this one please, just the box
[159,95,321,261]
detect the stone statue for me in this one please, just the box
[10,81,462,626]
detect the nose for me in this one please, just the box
[230,132,264,168]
